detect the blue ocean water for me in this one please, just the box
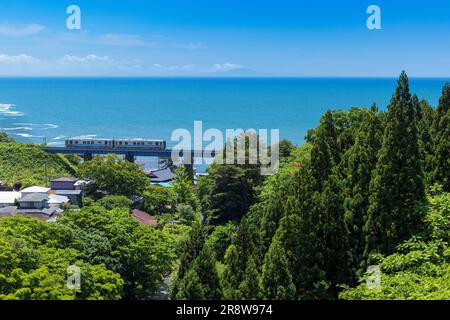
[0,77,447,150]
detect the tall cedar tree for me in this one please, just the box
[169,220,206,299]
[221,216,261,299]
[319,173,352,296]
[274,168,330,299]
[261,239,296,300]
[176,245,222,300]
[414,97,436,186]
[340,106,383,272]
[431,83,450,191]
[238,256,262,299]
[365,71,425,256]
[310,111,339,192]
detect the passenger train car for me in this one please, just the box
[65,138,167,150]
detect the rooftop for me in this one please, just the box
[51,177,79,183]
[147,167,177,182]
[0,192,21,203]
[21,186,51,193]
[130,209,157,226]
[54,189,82,195]
[19,193,49,202]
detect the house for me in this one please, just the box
[0,191,21,208]
[48,194,70,206]
[0,192,62,222]
[50,177,80,190]
[51,189,82,206]
[21,186,51,195]
[130,209,157,226]
[18,193,49,209]
[146,168,176,183]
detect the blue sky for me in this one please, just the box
[0,0,449,76]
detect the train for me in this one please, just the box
[65,138,167,150]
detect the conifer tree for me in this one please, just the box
[261,239,296,300]
[273,168,329,299]
[365,71,425,256]
[170,220,206,299]
[431,83,450,191]
[340,106,383,270]
[176,245,222,300]
[238,256,262,300]
[221,244,241,299]
[319,173,352,295]
[311,111,339,191]
[414,97,435,186]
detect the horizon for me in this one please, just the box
[1,1,450,77]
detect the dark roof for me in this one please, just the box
[51,177,79,183]
[0,206,59,220]
[18,193,49,202]
[130,209,157,226]
[148,168,177,182]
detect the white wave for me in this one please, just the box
[14,123,59,130]
[0,104,24,117]
[52,135,67,140]
[12,133,44,138]
[1,126,33,131]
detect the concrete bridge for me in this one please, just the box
[42,146,218,177]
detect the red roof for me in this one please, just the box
[130,209,157,226]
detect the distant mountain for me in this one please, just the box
[207,68,272,77]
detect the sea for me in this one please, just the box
[0,77,448,170]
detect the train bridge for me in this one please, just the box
[42,146,218,177]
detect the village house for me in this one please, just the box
[0,191,21,208]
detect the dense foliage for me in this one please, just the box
[0,141,76,187]
[172,72,449,300]
[77,154,149,197]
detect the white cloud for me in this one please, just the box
[212,62,244,72]
[59,54,113,64]
[0,54,39,64]
[0,23,45,36]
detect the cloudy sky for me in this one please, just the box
[0,0,449,76]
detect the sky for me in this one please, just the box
[0,0,449,77]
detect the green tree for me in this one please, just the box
[97,195,133,210]
[59,206,175,299]
[170,220,207,299]
[142,185,177,214]
[173,167,199,210]
[340,106,383,270]
[206,165,252,225]
[261,240,296,300]
[431,83,450,191]
[238,256,262,300]
[310,111,339,191]
[77,154,149,197]
[176,245,222,300]
[365,71,425,256]
[0,132,13,143]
